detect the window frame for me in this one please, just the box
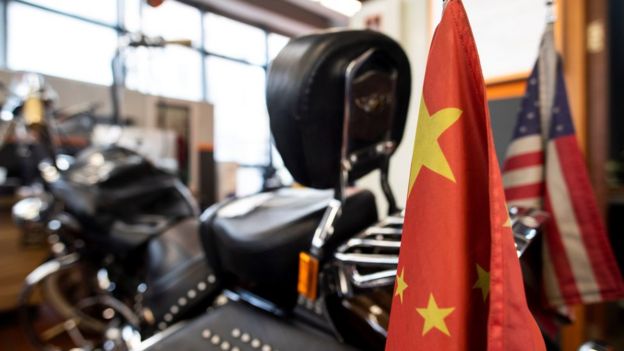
[0,0,276,93]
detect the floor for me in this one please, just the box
[0,207,48,311]
[0,202,47,351]
[0,311,35,351]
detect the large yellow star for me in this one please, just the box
[409,97,462,192]
[394,268,408,303]
[416,293,455,336]
[473,264,490,301]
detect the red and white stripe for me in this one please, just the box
[503,135,544,210]
[543,136,623,305]
[504,132,623,307]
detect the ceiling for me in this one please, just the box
[186,0,350,36]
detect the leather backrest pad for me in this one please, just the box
[267,30,411,189]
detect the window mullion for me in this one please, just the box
[200,9,208,101]
[0,0,7,68]
[117,0,125,32]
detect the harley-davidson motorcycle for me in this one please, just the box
[130,29,558,351]
[4,30,552,351]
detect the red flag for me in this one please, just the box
[385,1,545,350]
[502,25,624,308]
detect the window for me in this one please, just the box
[124,1,202,101]
[21,0,118,25]
[141,1,202,45]
[123,0,142,33]
[268,33,290,61]
[125,46,203,101]
[201,14,292,192]
[206,56,269,165]
[3,0,292,193]
[7,2,118,85]
[204,13,267,65]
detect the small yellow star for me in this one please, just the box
[503,204,512,227]
[394,268,408,303]
[503,216,512,227]
[408,97,462,192]
[416,293,455,336]
[473,264,490,301]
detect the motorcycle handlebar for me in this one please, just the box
[0,73,60,164]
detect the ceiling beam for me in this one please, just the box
[184,0,348,36]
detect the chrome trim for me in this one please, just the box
[24,254,79,286]
[310,199,342,254]
[361,227,402,237]
[310,48,386,256]
[333,207,547,295]
[379,215,404,227]
[334,253,398,266]
[343,238,401,250]
[511,207,548,257]
[336,268,352,296]
[132,322,187,351]
[334,210,402,294]
[348,267,397,289]
[339,48,378,202]
[578,341,611,351]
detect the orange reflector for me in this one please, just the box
[297,252,319,301]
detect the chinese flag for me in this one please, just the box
[385,1,546,350]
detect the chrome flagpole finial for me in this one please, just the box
[546,0,556,24]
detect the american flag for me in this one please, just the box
[502,25,624,308]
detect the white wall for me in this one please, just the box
[430,0,547,80]
[351,0,431,216]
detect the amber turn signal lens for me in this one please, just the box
[297,252,319,301]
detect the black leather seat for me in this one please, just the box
[46,146,197,253]
[200,188,377,308]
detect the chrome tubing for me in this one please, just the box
[334,207,548,295]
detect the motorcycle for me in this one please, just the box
[3,72,220,350]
